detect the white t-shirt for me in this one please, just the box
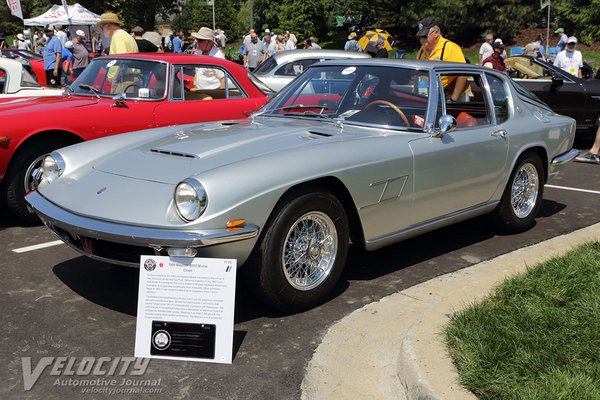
[479,42,493,64]
[554,50,583,77]
[194,45,226,90]
[56,30,68,46]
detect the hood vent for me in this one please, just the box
[150,149,196,159]
[307,130,333,137]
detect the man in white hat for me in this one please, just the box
[553,36,583,78]
[191,27,225,90]
[71,30,90,78]
[96,12,138,54]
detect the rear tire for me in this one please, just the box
[3,140,71,224]
[494,151,544,233]
[244,189,349,312]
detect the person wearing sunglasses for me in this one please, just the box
[416,17,468,102]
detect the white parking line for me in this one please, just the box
[545,184,600,195]
[12,240,64,253]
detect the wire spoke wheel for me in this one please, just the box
[510,162,539,219]
[282,211,338,291]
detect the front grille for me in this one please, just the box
[47,223,158,265]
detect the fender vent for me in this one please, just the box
[150,149,196,159]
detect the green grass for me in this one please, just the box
[445,241,600,400]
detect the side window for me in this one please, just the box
[275,59,319,76]
[485,74,510,124]
[173,65,247,101]
[438,73,492,129]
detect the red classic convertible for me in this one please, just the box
[0,53,271,222]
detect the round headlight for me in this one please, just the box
[39,153,65,187]
[174,179,207,221]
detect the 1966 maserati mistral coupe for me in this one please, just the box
[27,59,579,311]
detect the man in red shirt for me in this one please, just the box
[482,39,506,72]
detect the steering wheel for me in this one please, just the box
[123,83,141,94]
[365,100,410,126]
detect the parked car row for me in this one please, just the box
[18,58,578,311]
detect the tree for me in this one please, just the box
[278,0,330,38]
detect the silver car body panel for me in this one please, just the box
[28,59,577,267]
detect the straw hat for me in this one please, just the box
[17,33,25,41]
[191,27,215,41]
[96,12,123,28]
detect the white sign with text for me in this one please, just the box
[135,256,236,364]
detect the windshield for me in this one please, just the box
[258,65,430,130]
[254,56,277,75]
[69,58,168,100]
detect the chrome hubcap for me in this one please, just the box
[282,211,338,291]
[511,162,539,219]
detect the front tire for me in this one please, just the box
[494,151,544,233]
[244,189,349,312]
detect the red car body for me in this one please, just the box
[0,53,269,221]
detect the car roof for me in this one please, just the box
[315,58,491,72]
[269,49,371,64]
[95,53,238,67]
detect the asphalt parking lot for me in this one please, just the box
[1,158,599,400]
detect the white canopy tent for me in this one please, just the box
[24,3,100,26]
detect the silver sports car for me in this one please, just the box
[27,59,579,311]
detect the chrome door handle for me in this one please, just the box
[491,129,507,138]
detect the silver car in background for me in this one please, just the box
[27,59,578,312]
[253,49,371,91]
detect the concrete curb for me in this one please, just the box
[301,223,600,400]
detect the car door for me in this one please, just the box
[408,71,510,223]
[509,57,586,124]
[153,64,262,125]
[67,59,164,140]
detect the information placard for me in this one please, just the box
[135,256,236,364]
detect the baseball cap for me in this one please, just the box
[492,38,505,48]
[64,41,73,49]
[132,26,144,34]
[416,17,436,37]
[75,29,85,37]
[554,27,564,33]
[567,36,577,44]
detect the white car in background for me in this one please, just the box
[0,57,63,99]
[253,49,371,91]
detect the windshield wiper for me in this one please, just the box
[78,84,100,99]
[280,104,330,113]
[64,85,74,95]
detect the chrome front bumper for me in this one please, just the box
[26,190,259,267]
[549,148,579,178]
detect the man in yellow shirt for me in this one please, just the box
[416,17,468,102]
[97,12,138,54]
[97,12,139,92]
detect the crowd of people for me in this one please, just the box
[4,13,599,164]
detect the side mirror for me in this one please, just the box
[111,93,127,108]
[551,74,564,87]
[437,115,457,137]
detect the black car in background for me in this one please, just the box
[506,55,600,137]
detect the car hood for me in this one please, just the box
[92,118,365,184]
[0,94,100,113]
